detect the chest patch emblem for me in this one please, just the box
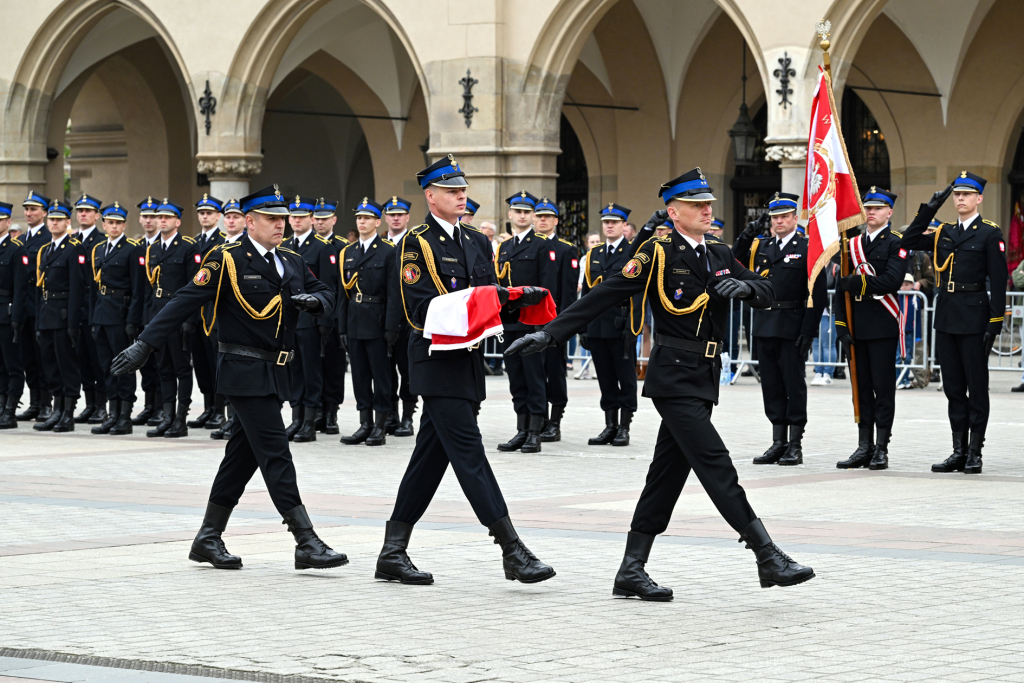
[329,255,336,264]
[194,254,201,263]
[193,268,212,286]
[78,254,86,264]
[402,263,420,284]
[139,256,146,265]
[674,288,683,300]
[571,259,578,269]
[622,259,642,278]
[1000,242,1005,252]
[715,268,731,277]
[22,255,29,265]
[898,248,907,259]
[451,276,458,289]
[549,251,556,261]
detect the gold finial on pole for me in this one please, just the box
[816,20,832,76]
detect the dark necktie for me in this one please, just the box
[105,242,113,257]
[696,243,708,272]
[450,226,464,256]
[264,251,280,280]
[776,238,783,251]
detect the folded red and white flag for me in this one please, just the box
[423,286,556,352]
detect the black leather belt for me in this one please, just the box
[0,289,10,297]
[99,285,129,297]
[654,333,720,358]
[42,290,68,300]
[768,300,804,310]
[944,281,983,293]
[352,292,382,304]
[218,342,294,366]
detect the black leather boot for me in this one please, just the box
[964,432,984,474]
[375,520,433,584]
[364,411,388,446]
[15,388,39,421]
[36,394,53,423]
[589,409,618,445]
[498,413,528,451]
[869,427,890,470]
[314,407,326,433]
[539,404,563,442]
[394,400,416,437]
[323,404,340,435]
[204,396,226,430]
[520,414,544,453]
[92,399,120,434]
[837,426,875,469]
[612,532,673,601]
[753,425,788,464]
[189,502,242,569]
[292,407,317,442]
[164,403,189,438]
[146,402,174,437]
[0,396,16,429]
[612,410,632,446]
[188,394,214,428]
[932,432,968,472]
[285,405,303,441]
[132,392,155,425]
[34,396,63,431]
[53,397,77,432]
[341,409,373,444]
[146,402,165,427]
[384,408,400,436]
[109,401,134,435]
[739,518,815,588]
[74,390,96,423]
[778,425,804,466]
[282,505,348,570]
[210,406,233,440]
[488,516,555,583]
[88,392,108,424]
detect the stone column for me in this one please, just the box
[196,156,261,204]
[765,143,807,201]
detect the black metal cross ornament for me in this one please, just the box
[199,80,217,135]
[458,70,478,128]
[774,53,795,109]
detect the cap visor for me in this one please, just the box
[354,210,380,217]
[23,201,46,207]
[675,193,717,202]
[951,184,981,193]
[429,178,469,188]
[312,211,335,218]
[289,210,312,216]
[383,209,409,215]
[508,204,534,211]
[47,212,68,218]
[251,207,290,216]
[768,207,797,215]
[862,200,891,207]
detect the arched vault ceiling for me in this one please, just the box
[577,35,612,98]
[55,9,156,98]
[270,0,418,147]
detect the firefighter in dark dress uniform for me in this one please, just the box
[112,184,348,572]
[507,168,814,600]
[382,195,417,437]
[72,193,108,426]
[899,173,1006,474]
[189,194,227,431]
[0,202,28,429]
[131,197,163,427]
[15,192,52,423]
[312,198,349,435]
[733,192,826,466]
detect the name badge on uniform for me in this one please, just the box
[672,268,690,275]
[244,275,261,280]
[441,256,458,263]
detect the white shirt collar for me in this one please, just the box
[775,230,798,249]
[106,234,124,248]
[0,233,7,245]
[959,213,979,229]
[515,227,533,243]
[866,224,888,242]
[224,233,242,243]
[431,213,457,238]
[160,231,178,247]
[359,234,376,250]
[389,228,408,244]
[293,229,312,247]
[249,237,285,277]
[202,226,219,239]
[80,225,97,240]
[679,232,705,249]
[27,224,44,238]
[607,235,624,250]
[51,233,67,248]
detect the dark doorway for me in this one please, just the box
[729,104,781,238]
[841,88,890,192]
[556,114,589,248]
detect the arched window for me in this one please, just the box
[841,89,890,191]
[557,114,589,247]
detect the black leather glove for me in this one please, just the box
[504,331,554,357]
[495,285,510,306]
[125,322,140,341]
[507,286,547,309]
[796,334,814,358]
[290,293,322,313]
[385,329,399,358]
[743,212,770,238]
[714,278,753,300]
[319,326,330,358]
[982,332,996,356]
[642,209,669,233]
[927,183,954,212]
[837,331,854,355]
[111,339,157,375]
[339,333,348,352]
[836,275,861,293]
[578,333,589,351]
[68,327,80,350]
[11,322,21,344]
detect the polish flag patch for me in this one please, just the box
[898,248,907,259]
[194,254,202,263]
[549,251,556,261]
[22,255,29,265]
[139,256,146,265]
[1000,241,1005,252]
[571,259,578,269]
[78,255,86,264]
[329,254,336,264]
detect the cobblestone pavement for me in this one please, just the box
[2,369,1023,683]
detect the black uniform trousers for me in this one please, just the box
[139,353,160,394]
[38,330,81,399]
[631,396,756,536]
[935,331,989,435]
[503,328,547,416]
[754,335,807,427]
[588,336,638,412]
[321,330,347,406]
[0,325,24,398]
[543,344,568,408]
[77,321,103,395]
[389,326,414,410]
[349,337,392,412]
[391,395,509,527]
[854,337,898,430]
[95,324,136,403]
[21,316,44,400]
[291,327,324,408]
[191,329,218,398]
[208,394,302,515]
[157,335,193,406]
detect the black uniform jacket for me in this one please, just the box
[77,227,105,325]
[91,237,145,327]
[545,230,774,403]
[0,235,29,325]
[22,227,50,318]
[397,214,500,402]
[288,232,339,331]
[338,234,399,340]
[733,230,825,340]
[581,239,641,338]
[144,233,201,325]
[35,235,87,331]
[833,225,908,340]
[196,229,226,257]
[900,205,1006,336]
[494,228,559,330]
[547,236,580,314]
[138,236,335,401]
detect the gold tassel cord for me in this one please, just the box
[35,245,46,288]
[397,232,424,332]
[584,247,602,288]
[222,250,283,337]
[417,235,447,295]
[931,224,954,285]
[338,244,359,295]
[91,243,103,284]
[628,243,709,336]
[200,258,226,337]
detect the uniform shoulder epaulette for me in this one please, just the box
[278,246,299,256]
[462,224,482,234]
[127,238,140,246]
[69,238,81,245]
[890,229,903,238]
[218,231,227,238]
[333,235,347,242]
[11,237,23,246]
[982,219,999,228]
[315,234,331,244]
[221,241,241,250]
[558,238,573,246]
[410,224,429,236]
[536,233,547,240]
[939,222,953,228]
[705,238,724,245]
[382,238,394,246]
[653,236,672,243]
[182,235,196,244]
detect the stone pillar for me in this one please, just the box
[196,155,261,203]
[765,143,807,203]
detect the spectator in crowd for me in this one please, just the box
[897,273,926,389]
[623,223,636,242]
[811,261,839,386]
[479,221,498,254]
[345,228,358,243]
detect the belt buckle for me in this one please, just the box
[354,292,363,303]
[99,284,107,296]
[155,287,163,298]
[276,351,289,366]
[42,290,48,301]
[947,280,955,293]
[704,341,717,358]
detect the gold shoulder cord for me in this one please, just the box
[35,244,47,288]
[145,243,161,288]
[748,239,760,271]
[932,224,953,285]
[418,235,447,294]
[628,243,710,336]
[397,232,445,332]
[211,249,283,337]
[495,241,511,283]
[91,242,103,284]
[338,243,358,296]
[584,248,601,288]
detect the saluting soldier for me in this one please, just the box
[531,197,579,442]
[338,199,398,446]
[189,194,227,431]
[507,168,815,600]
[382,195,418,437]
[15,192,52,423]
[461,197,480,226]
[284,195,339,443]
[832,188,908,470]
[900,173,1006,474]
[312,198,348,435]
[112,184,347,572]
[0,202,28,429]
[33,200,87,433]
[580,203,640,447]
[209,198,247,441]
[375,155,553,586]
[131,197,163,427]
[144,200,201,438]
[733,192,826,466]
[89,203,145,435]
[495,190,556,453]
